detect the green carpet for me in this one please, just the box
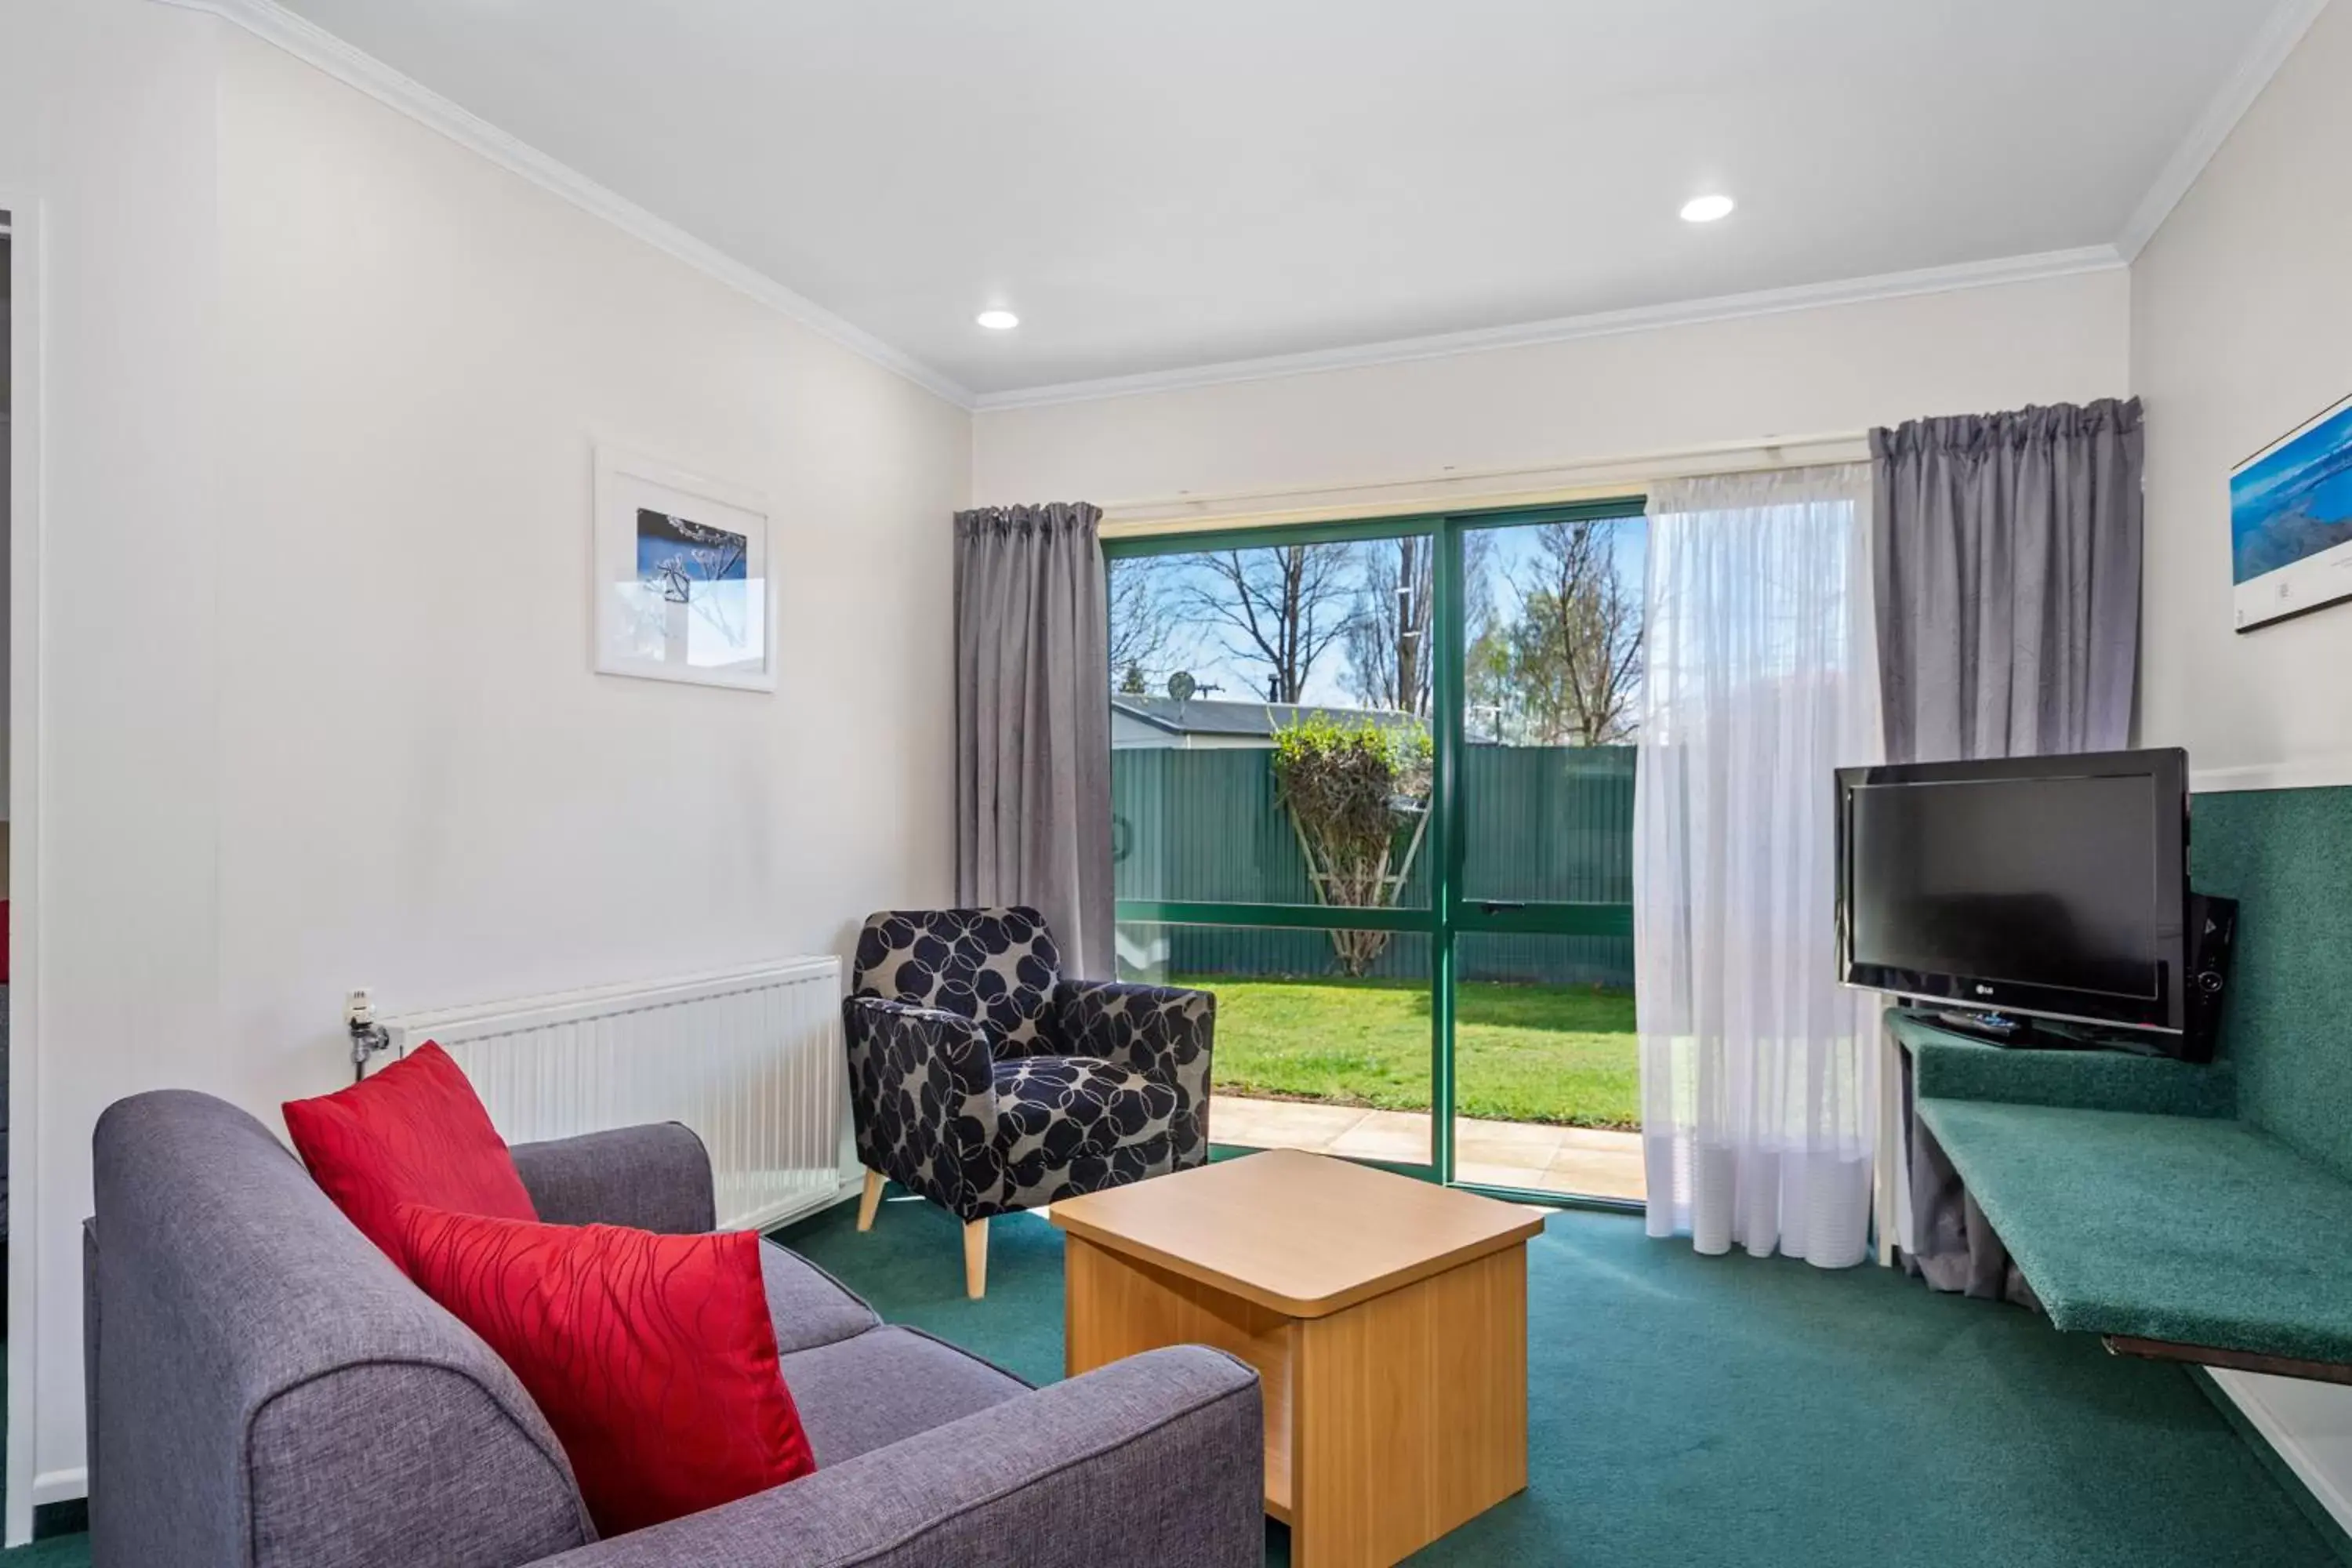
[779,1189,2342,1568]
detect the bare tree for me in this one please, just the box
[1185,543,1359,704]
[1107,556,1177,691]
[1344,536,1433,716]
[1472,521,1643,745]
[1345,534,1497,716]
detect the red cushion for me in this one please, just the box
[398,1207,815,1535]
[281,1041,538,1265]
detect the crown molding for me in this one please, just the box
[2116,0,2334,261]
[972,245,2125,412]
[156,0,2318,416]
[151,0,978,409]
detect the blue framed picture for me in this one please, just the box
[2232,391,2352,632]
[594,444,774,689]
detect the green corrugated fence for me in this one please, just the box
[1112,743,1635,988]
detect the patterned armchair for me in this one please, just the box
[843,907,1215,1298]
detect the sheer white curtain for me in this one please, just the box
[1636,465,1883,1268]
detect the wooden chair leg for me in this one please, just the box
[964,1217,989,1300]
[857,1168,885,1232]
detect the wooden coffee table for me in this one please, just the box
[1050,1148,1545,1568]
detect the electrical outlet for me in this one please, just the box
[345,988,375,1029]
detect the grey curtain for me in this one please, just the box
[1871,397,2143,1299]
[1897,1043,2038,1304]
[953,503,1113,978]
[1871,397,2144,764]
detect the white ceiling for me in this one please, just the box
[271,0,2299,402]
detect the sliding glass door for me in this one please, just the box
[1105,502,1645,1203]
[1445,512,1646,1201]
[1109,522,1438,1171]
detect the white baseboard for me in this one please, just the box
[2212,1370,2352,1540]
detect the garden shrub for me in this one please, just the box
[1270,715,1432,974]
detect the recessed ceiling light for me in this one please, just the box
[976,309,1019,330]
[1680,194,1736,224]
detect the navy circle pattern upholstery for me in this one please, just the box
[844,908,1215,1221]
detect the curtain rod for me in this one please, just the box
[1095,430,1872,535]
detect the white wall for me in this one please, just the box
[0,0,228,1528]
[2132,0,2352,1530]
[973,269,2132,510]
[0,0,965,1529]
[2136,0,2352,793]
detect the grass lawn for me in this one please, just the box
[1181,974,1638,1130]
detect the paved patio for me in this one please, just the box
[1213,1094,1645,1202]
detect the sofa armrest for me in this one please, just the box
[1052,979,1217,1163]
[92,1092,594,1567]
[843,996,1003,1218]
[510,1123,716,1232]
[535,1345,1264,1568]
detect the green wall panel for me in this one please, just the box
[2188,784,2352,1183]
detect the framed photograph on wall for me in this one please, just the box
[2232,390,2352,633]
[593,444,774,689]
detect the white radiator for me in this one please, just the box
[379,957,855,1232]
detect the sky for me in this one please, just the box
[1119,518,1648,712]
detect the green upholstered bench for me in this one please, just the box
[1905,1022,2237,1119]
[1895,1011,2352,1382]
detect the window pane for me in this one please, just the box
[1460,515,1644,905]
[1118,922,1432,1168]
[1109,536,1434,908]
[1450,932,1642,1201]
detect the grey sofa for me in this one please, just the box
[85,1089,1264,1568]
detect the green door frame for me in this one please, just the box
[1105,496,1646,1210]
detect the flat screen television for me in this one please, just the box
[1835,749,2190,1040]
